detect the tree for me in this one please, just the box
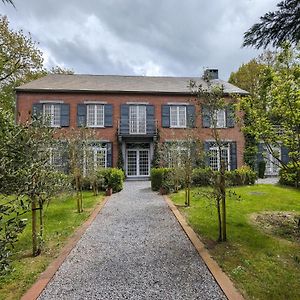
[189,77,237,242]
[243,0,300,49]
[1,0,15,7]
[240,44,300,186]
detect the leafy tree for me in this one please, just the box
[240,43,300,186]
[61,128,98,213]
[243,0,300,49]
[189,77,238,242]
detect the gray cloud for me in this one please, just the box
[2,0,277,79]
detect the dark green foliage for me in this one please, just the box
[279,162,300,188]
[225,166,257,186]
[116,143,124,170]
[192,167,214,186]
[243,0,300,49]
[150,168,172,191]
[0,199,26,275]
[97,168,125,193]
[258,161,266,179]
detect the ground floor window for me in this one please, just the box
[208,144,230,171]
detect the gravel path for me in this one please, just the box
[39,181,226,300]
[256,177,279,184]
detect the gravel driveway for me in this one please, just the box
[39,181,226,300]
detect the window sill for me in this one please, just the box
[170,126,187,129]
[87,125,105,128]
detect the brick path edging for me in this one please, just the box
[21,196,109,300]
[163,195,244,300]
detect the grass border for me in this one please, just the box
[163,195,244,300]
[20,196,109,300]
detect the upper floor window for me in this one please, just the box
[129,105,146,134]
[170,106,186,128]
[87,104,105,127]
[212,109,226,128]
[43,104,61,127]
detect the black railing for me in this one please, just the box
[118,119,158,136]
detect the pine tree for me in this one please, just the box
[243,0,300,49]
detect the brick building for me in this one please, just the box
[16,71,248,178]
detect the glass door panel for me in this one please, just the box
[127,150,137,176]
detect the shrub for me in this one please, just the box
[226,166,257,186]
[97,168,125,193]
[81,176,92,190]
[279,162,300,188]
[258,161,266,178]
[192,167,214,186]
[150,168,173,191]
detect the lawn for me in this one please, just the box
[170,184,300,300]
[0,191,104,300]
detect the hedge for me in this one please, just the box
[279,162,300,188]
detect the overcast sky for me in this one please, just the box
[2,0,277,80]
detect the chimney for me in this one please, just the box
[203,69,218,80]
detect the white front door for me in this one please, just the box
[126,149,150,177]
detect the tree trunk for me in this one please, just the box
[31,197,40,256]
[39,201,43,245]
[217,198,222,242]
[220,160,227,241]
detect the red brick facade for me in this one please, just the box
[16,91,245,174]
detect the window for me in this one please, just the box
[167,146,188,167]
[212,109,226,128]
[84,146,107,176]
[209,145,230,171]
[170,106,186,128]
[87,104,105,127]
[49,148,63,169]
[43,104,61,127]
[129,105,146,134]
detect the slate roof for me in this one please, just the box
[16,74,248,95]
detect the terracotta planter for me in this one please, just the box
[159,187,167,195]
[106,188,112,196]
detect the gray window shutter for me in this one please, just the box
[230,141,237,170]
[226,105,235,128]
[146,105,155,134]
[77,104,86,127]
[106,142,113,167]
[204,141,211,167]
[32,103,43,119]
[281,146,290,165]
[162,105,170,128]
[202,105,211,128]
[60,104,70,127]
[104,104,113,127]
[61,142,70,173]
[120,104,129,134]
[187,105,196,128]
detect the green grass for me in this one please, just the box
[0,191,104,300]
[170,185,300,300]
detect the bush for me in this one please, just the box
[150,168,173,191]
[192,167,214,186]
[258,161,266,178]
[81,176,92,190]
[226,166,257,186]
[279,162,300,188]
[97,168,125,193]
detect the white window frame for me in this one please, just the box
[170,106,187,128]
[83,146,107,176]
[167,145,189,168]
[49,147,62,169]
[211,109,226,128]
[86,104,105,128]
[129,105,147,134]
[43,104,61,127]
[209,145,230,171]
